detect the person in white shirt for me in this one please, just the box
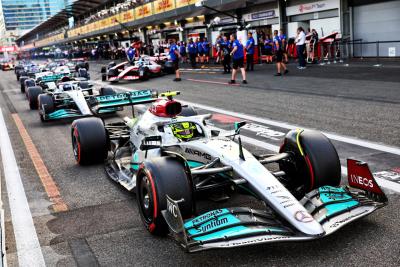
[295,27,306,69]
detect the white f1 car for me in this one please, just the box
[70,90,387,252]
[101,58,163,83]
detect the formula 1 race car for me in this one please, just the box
[32,81,120,122]
[70,90,387,252]
[101,58,169,83]
[1,60,14,71]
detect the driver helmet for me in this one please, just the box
[170,122,197,141]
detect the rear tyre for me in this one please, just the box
[71,118,108,165]
[99,87,116,96]
[20,77,28,93]
[279,129,341,197]
[137,157,194,236]
[27,86,42,110]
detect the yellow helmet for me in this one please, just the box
[170,122,197,140]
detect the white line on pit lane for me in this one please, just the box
[92,81,400,193]
[0,108,46,266]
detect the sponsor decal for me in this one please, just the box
[329,209,369,229]
[167,197,179,218]
[350,174,373,188]
[347,159,384,195]
[219,235,290,247]
[294,211,314,223]
[242,123,285,141]
[195,217,228,233]
[374,170,400,182]
[185,148,212,161]
[124,75,139,80]
[191,209,223,225]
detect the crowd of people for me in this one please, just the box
[156,27,315,83]
[27,27,319,83]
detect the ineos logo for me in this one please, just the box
[350,174,374,188]
[294,211,313,223]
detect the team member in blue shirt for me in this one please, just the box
[202,37,210,64]
[169,39,181,81]
[279,29,288,63]
[220,35,231,73]
[179,41,187,63]
[126,43,137,64]
[245,32,255,71]
[273,30,288,76]
[188,38,197,68]
[196,38,203,64]
[229,34,247,84]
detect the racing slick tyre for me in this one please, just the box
[99,87,116,96]
[279,129,341,198]
[180,105,198,117]
[27,86,43,110]
[78,68,89,79]
[24,79,36,98]
[38,94,55,122]
[20,77,29,93]
[101,74,107,82]
[101,66,107,73]
[71,118,108,165]
[139,67,150,81]
[136,157,194,236]
[79,81,93,95]
[107,69,119,83]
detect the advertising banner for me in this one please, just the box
[0,46,18,52]
[135,3,153,19]
[154,0,175,14]
[176,0,197,8]
[121,10,134,23]
[286,0,340,16]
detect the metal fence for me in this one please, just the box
[318,39,400,65]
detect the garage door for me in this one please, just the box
[353,1,400,57]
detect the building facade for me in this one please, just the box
[0,0,70,46]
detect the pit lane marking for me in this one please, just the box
[12,114,68,212]
[0,108,46,266]
[185,78,240,86]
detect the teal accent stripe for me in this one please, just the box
[187,161,203,168]
[318,186,359,219]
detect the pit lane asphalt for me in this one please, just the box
[0,61,399,266]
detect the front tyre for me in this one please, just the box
[71,118,108,165]
[279,129,341,197]
[137,157,194,236]
[27,86,43,110]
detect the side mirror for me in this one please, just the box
[234,121,247,134]
[211,130,220,137]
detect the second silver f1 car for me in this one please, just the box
[70,90,387,252]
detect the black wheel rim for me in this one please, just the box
[138,174,154,224]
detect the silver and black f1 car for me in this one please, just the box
[70,90,387,252]
[33,80,123,122]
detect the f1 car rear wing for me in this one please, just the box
[39,73,72,83]
[162,159,387,252]
[93,89,157,113]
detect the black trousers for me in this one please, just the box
[297,45,306,67]
[246,53,254,70]
[222,54,231,73]
[189,53,196,68]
